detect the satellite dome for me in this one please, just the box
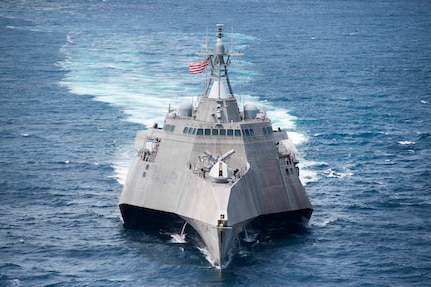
[178,102,193,117]
[244,103,260,119]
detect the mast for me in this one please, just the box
[197,24,243,98]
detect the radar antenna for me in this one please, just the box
[196,24,243,98]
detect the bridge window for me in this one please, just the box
[227,129,233,136]
[169,125,175,132]
[234,129,241,136]
[197,128,203,135]
[205,128,211,135]
[164,124,170,131]
[220,129,226,136]
[212,129,219,136]
[183,127,188,134]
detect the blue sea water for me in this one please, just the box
[1,0,430,286]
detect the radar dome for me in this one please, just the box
[244,103,260,119]
[178,102,193,117]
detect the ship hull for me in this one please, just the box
[119,24,313,269]
[119,203,184,231]
[120,202,312,233]
[120,202,312,267]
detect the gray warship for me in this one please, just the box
[119,24,313,267]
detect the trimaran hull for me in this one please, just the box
[119,24,313,268]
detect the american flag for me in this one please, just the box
[188,58,209,74]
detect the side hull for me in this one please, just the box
[120,203,312,267]
[119,203,184,232]
[248,208,313,234]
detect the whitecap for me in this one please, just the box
[312,217,338,228]
[323,168,353,179]
[169,233,187,244]
[287,131,307,146]
[298,167,319,186]
[196,245,234,269]
[297,159,329,185]
[197,246,218,268]
[10,279,21,286]
[398,141,415,145]
[111,144,135,185]
[66,34,74,44]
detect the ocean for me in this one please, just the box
[1,0,430,286]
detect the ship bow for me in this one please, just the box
[185,218,244,268]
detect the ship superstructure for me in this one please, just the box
[119,24,313,267]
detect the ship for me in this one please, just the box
[119,24,313,268]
